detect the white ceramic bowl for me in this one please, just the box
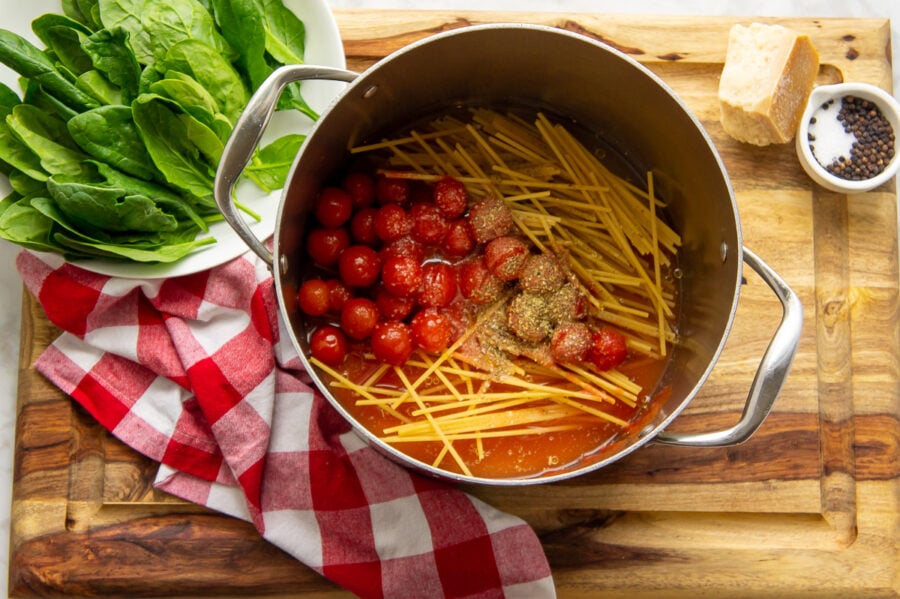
[795,82,900,194]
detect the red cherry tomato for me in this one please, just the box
[418,262,457,308]
[433,176,468,219]
[325,279,352,313]
[443,219,476,258]
[350,207,380,246]
[550,323,592,364]
[484,236,529,281]
[467,196,513,244]
[342,171,375,208]
[589,328,628,371]
[410,202,450,246]
[340,297,380,340]
[338,245,382,288]
[309,325,348,366]
[380,236,426,264]
[307,227,350,267]
[411,307,452,353]
[458,257,504,305]
[315,187,353,228]
[381,254,424,298]
[375,286,416,321]
[374,204,413,242]
[371,320,414,365]
[297,279,330,316]
[376,176,409,205]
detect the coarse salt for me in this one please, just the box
[808,100,855,167]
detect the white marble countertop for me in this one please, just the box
[1,0,897,595]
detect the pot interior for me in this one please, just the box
[274,24,742,483]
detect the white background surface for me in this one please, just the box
[0,0,897,596]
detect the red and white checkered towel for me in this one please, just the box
[17,249,555,599]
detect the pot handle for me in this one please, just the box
[214,65,359,266]
[654,246,803,447]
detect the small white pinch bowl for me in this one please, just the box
[795,82,900,194]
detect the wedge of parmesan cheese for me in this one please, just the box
[718,23,820,146]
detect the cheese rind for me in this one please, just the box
[718,23,820,146]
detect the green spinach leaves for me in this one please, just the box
[0,0,314,263]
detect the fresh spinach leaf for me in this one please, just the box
[149,72,232,141]
[30,195,213,262]
[6,104,88,177]
[0,117,47,181]
[0,83,20,110]
[131,93,222,199]
[98,0,235,67]
[7,169,46,195]
[82,28,141,104]
[53,229,215,262]
[211,0,269,88]
[20,78,80,122]
[0,29,100,111]
[244,133,303,192]
[91,161,211,230]
[62,0,103,31]
[47,174,179,232]
[0,194,58,252]
[67,105,159,180]
[159,39,248,122]
[257,0,305,65]
[76,70,120,104]
[32,14,94,75]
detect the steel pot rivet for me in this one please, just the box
[279,254,289,275]
[363,85,379,99]
[720,242,729,263]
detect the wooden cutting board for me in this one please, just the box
[10,10,899,598]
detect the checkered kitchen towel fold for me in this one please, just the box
[16,249,555,599]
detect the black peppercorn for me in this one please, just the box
[822,95,895,181]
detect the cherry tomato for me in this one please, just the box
[380,236,426,264]
[375,286,416,321]
[309,325,348,366]
[418,262,457,308]
[307,227,350,267]
[410,202,450,246]
[381,254,424,298]
[350,207,380,246]
[338,245,382,288]
[550,323,592,364]
[468,196,513,243]
[589,328,628,371]
[458,257,504,305]
[443,219,475,258]
[342,171,375,208]
[371,320,414,365]
[374,204,413,242]
[340,297,380,340]
[484,236,529,281]
[297,279,330,316]
[315,187,353,228]
[433,176,468,219]
[519,253,566,294]
[325,278,352,313]
[411,307,452,353]
[376,176,409,205]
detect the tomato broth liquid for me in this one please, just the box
[296,106,681,480]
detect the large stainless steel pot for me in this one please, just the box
[214,24,803,484]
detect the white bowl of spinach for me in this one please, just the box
[0,0,345,277]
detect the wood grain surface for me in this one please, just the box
[9,10,900,598]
